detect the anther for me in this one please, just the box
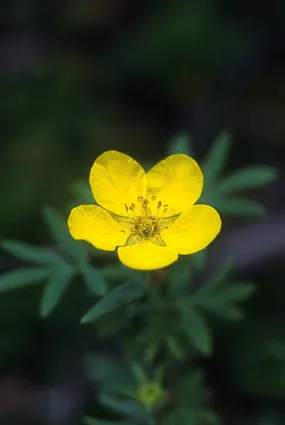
[157,201,162,208]
[152,195,156,201]
[125,204,129,212]
[130,203,136,211]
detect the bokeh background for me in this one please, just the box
[1,0,285,424]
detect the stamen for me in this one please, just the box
[124,203,136,223]
[155,200,163,220]
[122,196,175,245]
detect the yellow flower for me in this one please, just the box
[68,151,221,270]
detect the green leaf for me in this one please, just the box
[97,310,130,337]
[163,408,194,425]
[144,342,159,363]
[169,260,193,296]
[165,335,184,359]
[164,407,220,425]
[101,265,138,283]
[196,301,244,321]
[214,282,256,303]
[81,281,146,323]
[0,268,51,291]
[85,356,138,397]
[192,250,207,273]
[99,393,146,417]
[1,240,60,265]
[216,166,278,194]
[196,259,234,296]
[168,133,194,157]
[215,197,266,217]
[130,362,147,383]
[192,278,255,321]
[128,302,154,318]
[85,354,124,383]
[82,264,108,296]
[101,266,145,285]
[40,261,75,317]
[203,131,232,183]
[179,308,212,355]
[43,206,87,262]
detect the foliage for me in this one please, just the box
[0,133,278,424]
[169,131,277,217]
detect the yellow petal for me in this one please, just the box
[90,150,147,216]
[161,205,221,255]
[146,154,203,215]
[68,205,129,251]
[118,241,178,270]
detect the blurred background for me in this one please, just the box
[1,0,285,424]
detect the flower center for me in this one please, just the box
[111,196,180,247]
[124,196,170,238]
[133,216,156,236]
